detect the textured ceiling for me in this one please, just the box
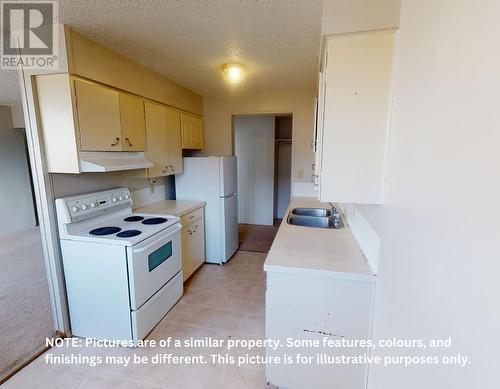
[0,0,323,106]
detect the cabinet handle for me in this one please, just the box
[111,137,120,146]
[312,174,320,187]
[125,137,133,147]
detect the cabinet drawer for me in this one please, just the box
[131,271,183,341]
[181,207,204,226]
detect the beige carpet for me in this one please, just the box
[238,220,281,253]
[0,228,54,382]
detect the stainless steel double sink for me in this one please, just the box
[287,207,343,229]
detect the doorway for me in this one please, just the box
[234,114,292,252]
[0,106,54,382]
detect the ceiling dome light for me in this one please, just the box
[222,63,245,84]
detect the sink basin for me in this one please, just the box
[291,207,332,217]
[287,207,343,229]
[287,214,336,228]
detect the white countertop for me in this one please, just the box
[134,200,205,217]
[264,197,375,281]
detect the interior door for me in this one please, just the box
[74,79,122,151]
[119,93,146,151]
[145,102,169,177]
[234,115,275,225]
[166,107,183,174]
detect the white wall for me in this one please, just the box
[10,105,25,129]
[0,105,35,236]
[343,1,500,387]
[235,115,275,225]
[322,0,400,35]
[199,90,316,195]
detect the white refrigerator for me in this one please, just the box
[175,156,238,264]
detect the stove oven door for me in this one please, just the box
[126,223,182,310]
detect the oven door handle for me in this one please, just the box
[132,224,182,254]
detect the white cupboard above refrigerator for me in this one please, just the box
[315,29,397,204]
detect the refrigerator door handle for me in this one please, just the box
[220,192,237,199]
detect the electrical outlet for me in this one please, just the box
[297,169,304,179]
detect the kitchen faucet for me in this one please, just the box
[329,203,343,228]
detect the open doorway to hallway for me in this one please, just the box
[0,106,54,383]
[233,114,292,253]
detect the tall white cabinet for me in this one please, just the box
[316,30,397,204]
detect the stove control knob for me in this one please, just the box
[118,196,123,201]
[71,206,79,213]
[125,194,130,200]
[81,204,88,210]
[90,202,96,208]
[112,197,117,202]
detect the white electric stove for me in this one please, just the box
[56,188,183,342]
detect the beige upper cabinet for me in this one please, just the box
[181,112,203,149]
[74,79,122,151]
[119,93,146,151]
[145,101,169,177]
[144,103,184,177]
[166,107,183,174]
[35,72,195,174]
[74,79,146,152]
[192,116,204,149]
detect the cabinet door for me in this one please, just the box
[191,216,205,270]
[192,116,204,149]
[181,225,195,281]
[181,216,205,281]
[144,102,169,177]
[314,71,326,191]
[74,79,122,151]
[119,93,146,151]
[166,108,183,174]
[181,113,193,149]
[320,31,395,204]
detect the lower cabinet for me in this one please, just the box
[181,207,205,281]
[265,271,375,389]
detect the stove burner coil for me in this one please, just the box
[142,217,168,225]
[124,216,145,222]
[89,227,121,236]
[116,230,142,238]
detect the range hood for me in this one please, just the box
[79,151,153,172]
